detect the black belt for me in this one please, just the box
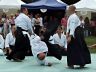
[17,27,28,32]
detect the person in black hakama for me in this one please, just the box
[66,5,91,68]
[4,25,17,60]
[14,8,33,61]
[52,26,67,56]
[4,24,31,61]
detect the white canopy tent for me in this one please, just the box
[0,0,25,9]
[57,0,66,4]
[74,0,96,12]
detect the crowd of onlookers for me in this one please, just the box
[0,12,67,55]
[0,13,19,38]
[0,12,96,55]
[0,12,96,39]
[61,15,96,37]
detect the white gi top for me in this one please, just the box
[0,35,4,49]
[32,17,43,27]
[30,34,48,57]
[5,32,15,48]
[53,33,67,48]
[67,13,80,37]
[15,13,33,33]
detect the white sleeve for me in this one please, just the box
[26,17,34,34]
[31,18,35,27]
[52,35,57,44]
[5,34,10,48]
[64,36,67,49]
[49,36,54,44]
[69,18,76,36]
[0,35,4,49]
[40,18,43,26]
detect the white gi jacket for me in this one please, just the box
[53,33,67,48]
[30,34,48,57]
[15,13,34,34]
[5,32,15,48]
[67,13,81,37]
[0,35,4,49]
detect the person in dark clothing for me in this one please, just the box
[84,17,91,37]
[14,8,33,61]
[66,5,91,69]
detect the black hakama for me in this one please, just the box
[14,27,31,60]
[67,26,91,66]
[42,31,62,60]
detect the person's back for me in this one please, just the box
[15,8,33,34]
[15,13,31,31]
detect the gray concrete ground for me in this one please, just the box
[0,54,96,72]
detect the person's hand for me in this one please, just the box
[66,33,69,39]
[8,48,12,54]
[64,48,67,51]
[4,48,12,54]
[3,48,8,54]
[67,36,71,43]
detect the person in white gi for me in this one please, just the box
[30,34,52,66]
[0,34,4,55]
[4,25,16,60]
[52,26,67,55]
[14,8,33,61]
[66,5,91,69]
[15,8,33,35]
[5,24,31,61]
[53,26,67,50]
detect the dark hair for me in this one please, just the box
[20,7,27,13]
[84,17,90,27]
[84,17,90,24]
[11,24,15,29]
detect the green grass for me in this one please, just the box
[85,36,96,53]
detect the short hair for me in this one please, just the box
[80,16,83,19]
[69,5,76,11]
[20,7,27,13]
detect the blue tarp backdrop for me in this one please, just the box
[21,0,67,10]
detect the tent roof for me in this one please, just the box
[0,0,25,9]
[74,0,96,12]
[21,0,67,10]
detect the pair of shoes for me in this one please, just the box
[68,65,74,69]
